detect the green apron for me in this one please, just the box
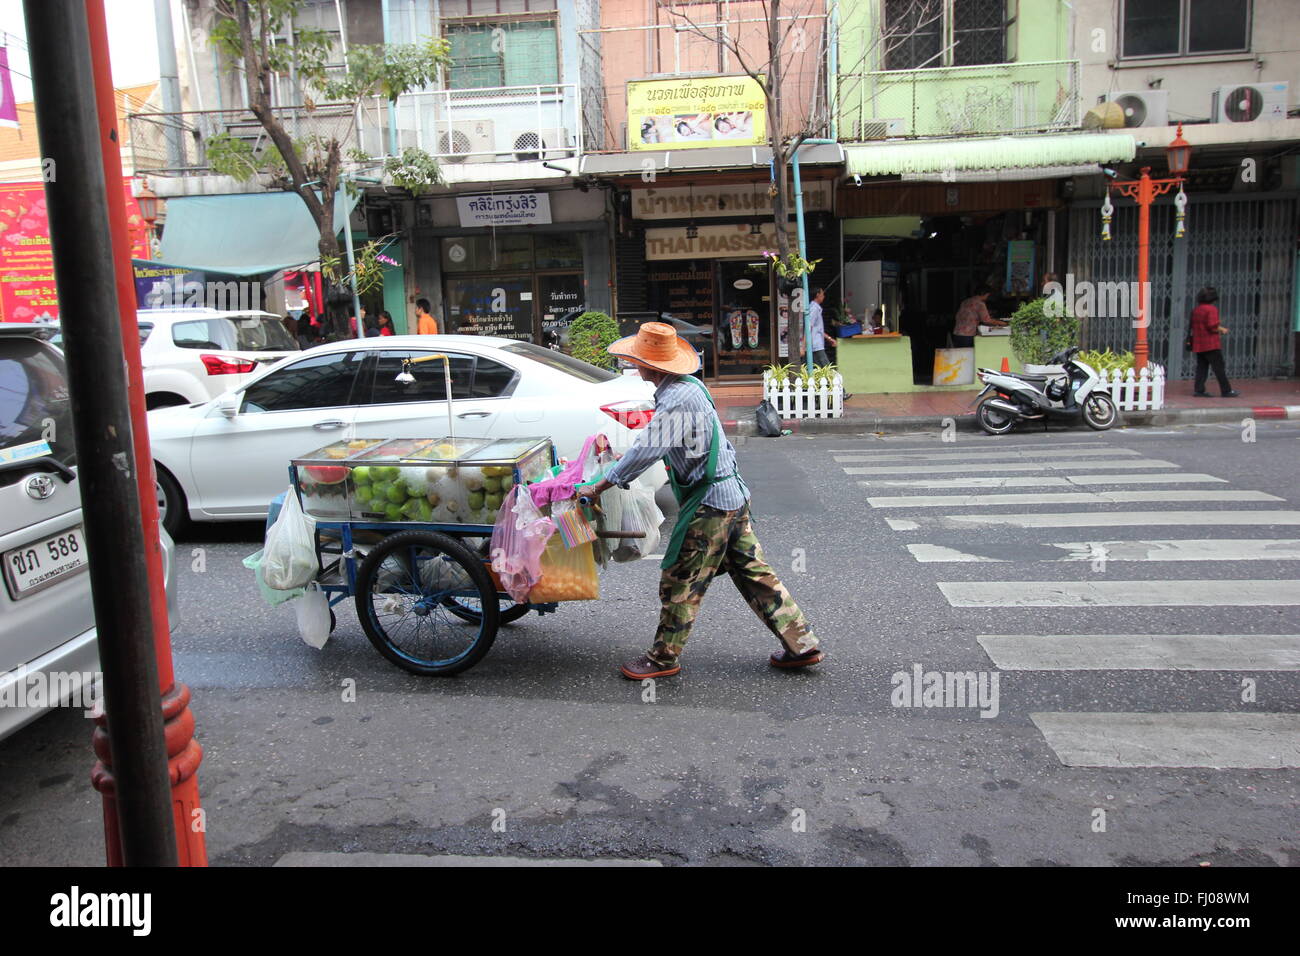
[661,378,746,569]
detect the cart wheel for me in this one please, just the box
[354,530,499,676]
[444,595,532,626]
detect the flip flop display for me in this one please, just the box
[729,310,742,350]
[746,310,760,349]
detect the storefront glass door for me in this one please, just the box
[715,259,772,377]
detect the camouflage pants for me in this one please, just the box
[650,504,819,663]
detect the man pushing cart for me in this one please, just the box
[582,322,824,680]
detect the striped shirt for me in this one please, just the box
[602,376,749,511]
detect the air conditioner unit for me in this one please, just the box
[508,127,573,162]
[437,119,494,163]
[1098,91,1169,128]
[859,119,906,140]
[1212,82,1289,123]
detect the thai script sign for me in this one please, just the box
[456,192,552,227]
[627,74,766,151]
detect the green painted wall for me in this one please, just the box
[837,0,1073,140]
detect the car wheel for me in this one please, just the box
[147,392,189,410]
[155,466,188,539]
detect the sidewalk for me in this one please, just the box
[713,378,1300,437]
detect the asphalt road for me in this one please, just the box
[2,420,1297,866]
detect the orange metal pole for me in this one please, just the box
[1134,168,1152,373]
[84,0,207,867]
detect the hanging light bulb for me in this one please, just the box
[1100,189,1114,242]
[1174,184,1188,239]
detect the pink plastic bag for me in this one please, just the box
[528,433,614,510]
[490,485,556,602]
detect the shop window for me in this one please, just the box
[1121,0,1251,58]
[883,0,1005,70]
[534,233,582,269]
[441,235,533,273]
[445,19,559,90]
[440,0,557,15]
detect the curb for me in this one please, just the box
[723,403,1299,438]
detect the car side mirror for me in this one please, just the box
[217,394,239,419]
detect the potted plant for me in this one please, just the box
[1009,296,1080,374]
[566,311,620,370]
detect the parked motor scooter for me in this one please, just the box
[973,346,1118,435]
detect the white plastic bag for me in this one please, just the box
[611,478,664,562]
[261,488,318,590]
[294,583,332,649]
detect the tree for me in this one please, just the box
[661,0,939,361]
[209,0,450,337]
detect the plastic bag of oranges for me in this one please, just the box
[528,535,599,603]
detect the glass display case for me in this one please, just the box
[292,436,555,526]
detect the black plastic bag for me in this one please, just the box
[756,400,782,437]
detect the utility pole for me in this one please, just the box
[25,0,207,866]
[154,0,185,169]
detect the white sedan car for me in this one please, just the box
[148,335,663,536]
[136,308,301,408]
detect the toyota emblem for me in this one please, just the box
[24,474,56,500]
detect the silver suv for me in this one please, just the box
[0,325,178,740]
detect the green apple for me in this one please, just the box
[484,492,504,512]
[385,502,404,521]
[482,476,502,494]
[353,483,372,504]
[468,490,485,511]
[500,475,514,493]
[351,466,371,484]
[387,482,406,504]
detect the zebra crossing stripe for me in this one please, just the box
[1064,473,1226,485]
[833,447,1143,463]
[979,633,1300,670]
[939,580,1300,607]
[1029,713,1300,768]
[846,459,1180,476]
[828,441,1107,453]
[868,490,1280,509]
[885,511,1300,531]
[860,473,1225,489]
[910,539,1300,562]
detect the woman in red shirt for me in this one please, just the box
[1190,287,1239,397]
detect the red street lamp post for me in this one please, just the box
[1101,124,1193,372]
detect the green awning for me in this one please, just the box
[157,189,358,276]
[845,133,1137,178]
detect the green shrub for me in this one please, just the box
[1078,348,1135,374]
[1009,296,1080,366]
[567,311,620,369]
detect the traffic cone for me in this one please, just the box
[1000,357,1010,373]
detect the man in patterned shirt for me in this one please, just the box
[583,323,823,680]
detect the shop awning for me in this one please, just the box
[155,189,358,276]
[844,132,1137,179]
[580,143,843,177]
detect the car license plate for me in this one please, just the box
[3,526,88,599]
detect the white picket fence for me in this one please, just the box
[1098,365,1165,411]
[762,371,845,419]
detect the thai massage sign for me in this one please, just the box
[628,74,766,150]
[645,222,782,260]
[456,192,552,227]
[632,183,830,220]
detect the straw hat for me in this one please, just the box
[607,321,700,375]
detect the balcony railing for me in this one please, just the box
[838,59,1082,140]
[126,105,359,176]
[358,84,583,164]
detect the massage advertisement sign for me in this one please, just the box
[627,74,766,150]
[0,180,150,323]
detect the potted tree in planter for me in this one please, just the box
[1009,296,1080,375]
[566,311,620,370]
